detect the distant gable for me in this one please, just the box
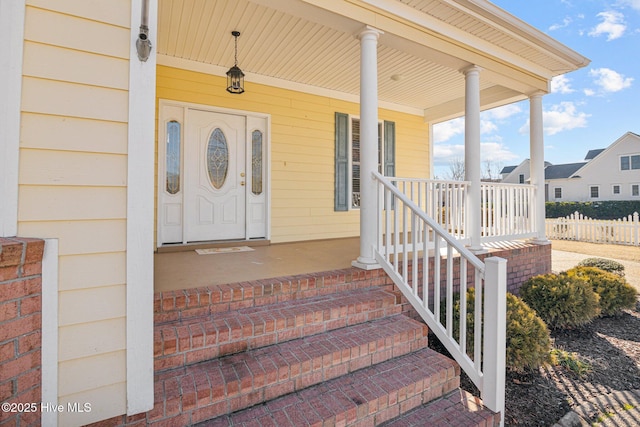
[584,149,604,160]
[545,162,586,179]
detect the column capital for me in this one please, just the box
[528,90,547,99]
[461,64,482,76]
[358,26,384,40]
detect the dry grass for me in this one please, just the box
[551,240,640,263]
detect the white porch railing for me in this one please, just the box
[546,211,640,246]
[395,178,536,243]
[373,171,506,425]
[480,182,536,242]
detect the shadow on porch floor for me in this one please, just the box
[154,237,361,292]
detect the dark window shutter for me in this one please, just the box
[384,121,395,177]
[335,112,349,211]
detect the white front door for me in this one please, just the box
[186,110,246,241]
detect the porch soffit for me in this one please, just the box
[157,0,588,122]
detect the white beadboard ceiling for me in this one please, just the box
[157,0,588,121]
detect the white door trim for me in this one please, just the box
[0,0,25,237]
[157,100,271,248]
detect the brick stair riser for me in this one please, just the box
[154,289,401,372]
[154,268,393,324]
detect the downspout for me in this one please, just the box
[136,0,152,62]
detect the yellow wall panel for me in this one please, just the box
[18,220,127,256]
[20,113,128,154]
[156,65,430,244]
[59,253,126,291]
[24,6,130,58]
[58,318,125,362]
[23,42,129,90]
[18,186,127,221]
[19,149,127,186]
[21,77,128,122]
[27,0,131,27]
[58,378,126,427]
[58,351,126,397]
[59,285,126,326]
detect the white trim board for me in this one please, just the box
[0,0,25,237]
[41,239,59,427]
[126,0,157,415]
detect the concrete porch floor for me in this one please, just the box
[154,237,361,292]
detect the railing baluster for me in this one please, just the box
[446,245,453,338]
[412,212,419,297]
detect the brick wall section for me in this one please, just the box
[0,238,44,427]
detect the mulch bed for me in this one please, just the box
[429,301,640,426]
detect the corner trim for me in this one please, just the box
[0,0,25,237]
[126,0,157,415]
[42,239,59,427]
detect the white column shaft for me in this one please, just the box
[463,66,482,251]
[355,28,382,268]
[529,93,547,242]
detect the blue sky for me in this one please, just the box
[432,0,640,178]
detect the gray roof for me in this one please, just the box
[585,149,605,160]
[500,165,517,174]
[545,162,586,179]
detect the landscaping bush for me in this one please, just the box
[546,201,640,219]
[448,288,551,372]
[520,273,600,329]
[576,258,625,277]
[566,266,637,316]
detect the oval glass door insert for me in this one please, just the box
[207,128,229,189]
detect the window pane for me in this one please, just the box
[633,185,639,197]
[166,121,181,195]
[613,185,620,194]
[632,155,640,170]
[252,130,263,196]
[554,188,562,198]
[207,128,229,189]
[621,156,630,170]
[590,186,599,198]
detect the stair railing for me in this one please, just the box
[373,171,506,426]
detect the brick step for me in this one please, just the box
[147,315,428,426]
[194,348,459,426]
[154,287,401,372]
[381,389,500,427]
[154,268,392,324]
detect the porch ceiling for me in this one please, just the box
[157,0,589,122]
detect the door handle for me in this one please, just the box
[240,181,245,186]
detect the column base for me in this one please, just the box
[352,257,381,270]
[467,245,488,255]
[528,237,550,246]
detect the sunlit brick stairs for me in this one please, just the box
[105,268,500,426]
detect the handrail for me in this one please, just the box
[372,171,506,425]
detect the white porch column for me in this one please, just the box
[529,92,548,243]
[463,66,483,252]
[353,26,383,269]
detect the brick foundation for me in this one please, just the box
[0,238,44,427]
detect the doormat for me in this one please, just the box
[195,246,255,255]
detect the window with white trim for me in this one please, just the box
[519,174,525,184]
[620,154,640,171]
[590,186,599,198]
[612,184,621,195]
[335,113,395,211]
[632,184,640,197]
[554,187,562,199]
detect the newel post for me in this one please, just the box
[483,256,506,426]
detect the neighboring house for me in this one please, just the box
[502,132,640,202]
[0,1,588,426]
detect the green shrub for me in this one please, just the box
[576,258,625,277]
[566,267,637,316]
[550,348,591,377]
[520,273,600,329]
[447,288,551,372]
[545,201,640,219]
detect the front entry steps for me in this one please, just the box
[93,268,499,426]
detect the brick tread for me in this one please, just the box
[380,389,500,427]
[154,287,401,372]
[194,348,459,427]
[154,268,393,324]
[147,315,428,424]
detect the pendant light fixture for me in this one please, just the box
[226,31,245,94]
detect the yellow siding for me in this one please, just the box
[156,66,431,243]
[18,2,130,424]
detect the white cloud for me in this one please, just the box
[433,141,518,166]
[519,102,589,135]
[584,88,596,96]
[589,67,634,92]
[551,75,575,94]
[549,17,572,31]
[433,118,465,143]
[482,104,522,120]
[589,11,626,40]
[617,0,640,11]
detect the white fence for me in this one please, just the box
[546,211,640,246]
